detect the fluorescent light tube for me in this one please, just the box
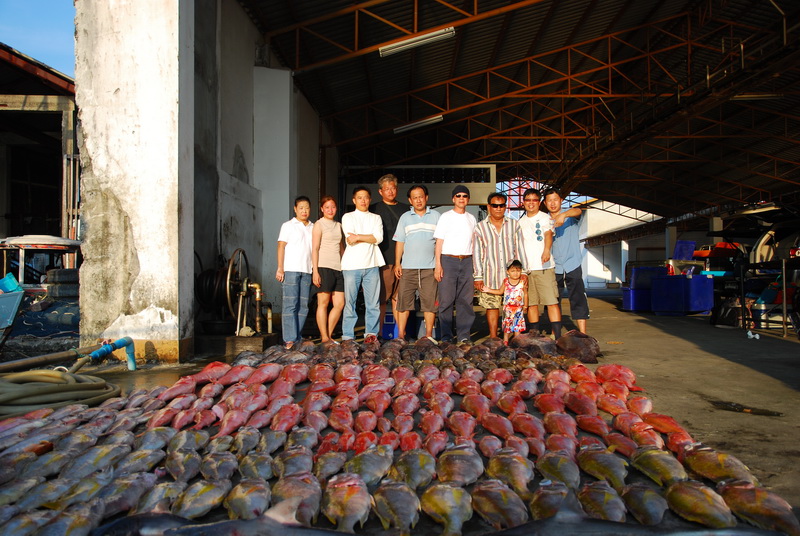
[379,27,455,57]
[393,115,444,134]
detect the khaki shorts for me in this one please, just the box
[379,265,400,304]
[396,269,438,312]
[527,268,559,306]
[478,291,503,310]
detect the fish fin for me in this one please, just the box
[552,491,586,524]
[262,497,304,525]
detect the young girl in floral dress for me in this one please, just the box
[483,259,528,345]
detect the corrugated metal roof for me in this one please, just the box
[241,0,800,217]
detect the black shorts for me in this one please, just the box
[318,267,344,293]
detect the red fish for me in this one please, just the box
[390,366,414,383]
[334,363,362,383]
[280,363,309,384]
[423,431,448,457]
[191,396,215,411]
[543,412,578,438]
[597,394,629,416]
[567,363,597,383]
[354,431,378,454]
[422,379,453,399]
[358,378,395,403]
[579,436,606,450]
[335,377,362,394]
[519,368,542,384]
[576,381,605,402]
[440,367,460,384]
[462,368,485,383]
[534,393,565,414]
[270,404,303,433]
[329,406,354,433]
[510,413,545,439]
[454,436,476,450]
[337,430,355,452]
[316,432,340,458]
[479,435,503,458]
[602,380,630,400]
[419,411,445,436]
[481,380,505,404]
[596,364,641,390]
[453,378,481,396]
[192,409,218,430]
[576,414,611,437]
[543,379,570,398]
[496,392,526,416]
[392,413,415,435]
[267,378,296,401]
[354,411,377,433]
[147,407,179,429]
[189,361,231,384]
[364,391,391,418]
[612,412,643,437]
[376,417,392,434]
[629,422,665,449]
[447,411,477,438]
[505,436,530,457]
[331,389,360,412]
[525,437,546,460]
[242,392,269,413]
[167,394,197,411]
[603,432,638,458]
[301,392,332,414]
[224,391,252,411]
[308,363,334,382]
[379,431,400,450]
[157,377,196,402]
[480,413,514,439]
[392,393,420,415]
[546,434,579,460]
[171,409,196,430]
[461,393,491,420]
[262,395,294,425]
[303,410,328,433]
[428,392,454,418]
[245,409,273,429]
[563,391,598,416]
[627,396,653,416]
[218,364,255,385]
[667,431,694,457]
[545,369,571,384]
[199,381,224,399]
[416,364,440,383]
[307,379,336,395]
[486,368,513,384]
[510,379,538,399]
[400,432,423,451]
[362,364,391,384]
[392,377,422,397]
[213,408,251,438]
[642,413,688,435]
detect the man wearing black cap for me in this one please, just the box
[433,185,477,343]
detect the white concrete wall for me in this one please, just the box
[75,0,193,360]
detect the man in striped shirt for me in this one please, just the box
[473,192,527,339]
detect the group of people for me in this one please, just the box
[275,174,589,349]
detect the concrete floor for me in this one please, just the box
[93,288,800,513]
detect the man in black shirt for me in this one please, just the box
[371,173,410,337]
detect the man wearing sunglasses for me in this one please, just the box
[473,192,526,339]
[518,188,563,338]
[434,185,477,344]
[543,187,588,334]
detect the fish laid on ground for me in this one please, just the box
[39,498,105,535]
[273,445,315,479]
[716,479,800,536]
[436,443,485,486]
[15,476,79,511]
[89,512,193,536]
[168,430,210,452]
[577,480,627,522]
[204,435,234,453]
[536,450,581,490]
[225,478,271,520]
[313,451,347,483]
[421,482,473,536]
[683,444,759,485]
[132,481,188,514]
[343,444,394,487]
[486,447,535,501]
[239,451,274,480]
[166,448,203,482]
[321,473,371,533]
[115,448,166,476]
[620,482,668,526]
[46,467,116,510]
[0,477,44,507]
[528,479,569,520]
[387,448,436,490]
[1,508,60,535]
[471,479,529,529]
[136,426,179,450]
[286,426,320,451]
[257,430,287,454]
[98,471,159,518]
[200,451,239,481]
[576,445,628,491]
[631,446,688,486]
[172,479,233,519]
[372,480,421,536]
[665,479,737,528]
[271,472,322,526]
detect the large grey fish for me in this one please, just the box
[98,472,159,518]
[59,443,132,480]
[224,478,271,520]
[372,480,421,536]
[200,451,239,481]
[273,445,314,479]
[320,473,371,533]
[0,476,44,507]
[421,482,473,536]
[312,452,346,483]
[166,448,203,482]
[387,448,436,490]
[36,497,106,536]
[90,513,193,536]
[436,443,485,487]
[271,471,322,526]
[132,481,188,514]
[343,444,394,487]
[471,478,529,530]
[168,430,210,452]
[239,451,275,480]
[15,476,79,511]
[485,447,535,501]
[114,448,166,476]
[172,479,233,519]
[136,426,178,450]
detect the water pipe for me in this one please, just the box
[89,336,137,370]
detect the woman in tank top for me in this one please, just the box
[312,196,345,343]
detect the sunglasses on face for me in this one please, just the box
[454,194,469,199]
[489,203,506,208]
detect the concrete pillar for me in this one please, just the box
[665,225,678,258]
[253,67,296,310]
[620,240,629,284]
[710,217,723,244]
[0,146,7,238]
[75,0,195,361]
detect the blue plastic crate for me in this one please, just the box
[651,275,713,314]
[629,266,668,289]
[622,287,651,311]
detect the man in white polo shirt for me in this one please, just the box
[276,196,314,349]
[434,185,477,344]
